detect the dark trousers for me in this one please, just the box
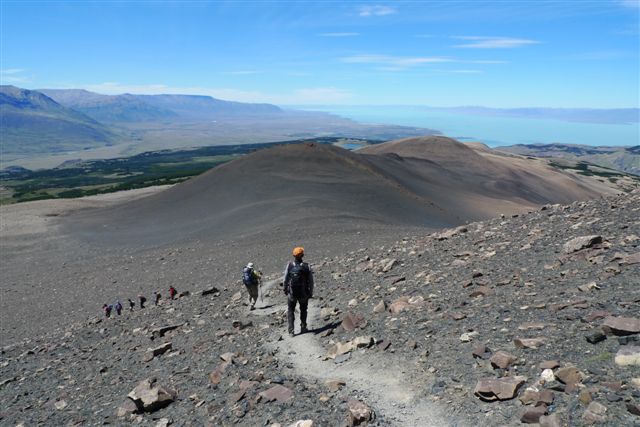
[287,296,308,333]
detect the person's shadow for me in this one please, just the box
[305,320,340,335]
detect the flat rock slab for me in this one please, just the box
[144,342,172,362]
[259,384,293,403]
[514,337,546,349]
[490,351,518,369]
[474,376,526,401]
[603,316,640,335]
[563,235,602,253]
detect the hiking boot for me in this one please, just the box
[288,330,295,337]
[301,325,308,333]
[250,305,255,311]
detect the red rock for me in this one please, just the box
[227,390,245,405]
[583,311,610,322]
[474,377,526,401]
[538,389,554,405]
[209,362,229,385]
[259,385,293,403]
[469,286,492,298]
[603,316,640,335]
[556,367,583,386]
[490,351,518,369]
[341,313,365,332]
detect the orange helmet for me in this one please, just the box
[292,247,304,257]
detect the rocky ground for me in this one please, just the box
[1,191,639,426]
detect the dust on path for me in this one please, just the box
[253,278,457,427]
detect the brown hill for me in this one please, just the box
[70,137,620,247]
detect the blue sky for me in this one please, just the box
[1,1,639,107]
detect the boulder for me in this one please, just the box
[474,377,526,401]
[259,385,293,403]
[143,342,172,362]
[602,316,640,336]
[127,378,177,412]
[614,346,640,366]
[563,235,602,253]
[490,351,518,369]
[347,399,374,426]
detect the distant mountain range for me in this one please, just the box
[38,89,282,123]
[0,86,115,154]
[498,143,640,176]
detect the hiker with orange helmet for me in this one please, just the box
[283,247,314,336]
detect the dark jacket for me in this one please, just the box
[283,260,314,298]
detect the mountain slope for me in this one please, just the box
[0,85,115,154]
[70,137,622,247]
[497,143,640,176]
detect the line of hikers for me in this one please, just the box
[102,247,314,337]
[243,246,314,336]
[102,286,178,318]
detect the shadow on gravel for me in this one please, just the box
[257,304,276,310]
[307,320,340,335]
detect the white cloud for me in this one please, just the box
[319,32,360,37]
[61,82,352,105]
[620,0,639,8]
[358,5,397,17]
[342,54,452,69]
[1,68,29,84]
[453,36,540,49]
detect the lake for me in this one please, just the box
[299,106,639,147]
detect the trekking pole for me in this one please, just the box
[260,279,264,303]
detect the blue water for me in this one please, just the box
[304,106,639,147]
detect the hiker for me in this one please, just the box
[242,262,262,310]
[169,286,177,300]
[283,247,314,336]
[115,300,123,316]
[128,298,135,311]
[103,304,112,318]
[154,291,161,306]
[139,294,147,309]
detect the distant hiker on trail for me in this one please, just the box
[115,301,123,316]
[169,286,177,300]
[103,304,112,318]
[242,262,262,311]
[154,291,161,306]
[284,247,314,336]
[139,294,147,309]
[128,298,135,311]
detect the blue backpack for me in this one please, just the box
[243,267,256,286]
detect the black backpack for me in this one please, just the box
[243,267,256,286]
[288,262,308,298]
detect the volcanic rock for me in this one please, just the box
[563,235,602,253]
[514,337,546,349]
[602,316,640,335]
[521,405,547,424]
[127,378,177,412]
[474,377,525,401]
[259,385,293,403]
[347,399,374,426]
[144,342,172,362]
[583,401,607,424]
[490,351,517,369]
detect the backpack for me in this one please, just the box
[288,262,308,298]
[243,267,256,286]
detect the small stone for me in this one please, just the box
[460,331,479,342]
[287,421,313,427]
[373,300,386,313]
[341,313,365,332]
[348,299,358,307]
[556,367,583,387]
[579,390,593,405]
[627,403,640,416]
[54,400,67,410]
[490,351,518,369]
[514,337,545,349]
[540,369,555,383]
[539,413,561,427]
[259,385,294,403]
[614,346,640,366]
[605,393,622,402]
[472,344,491,359]
[325,379,346,392]
[116,399,139,417]
[347,399,374,425]
[540,360,560,370]
[128,378,177,412]
[144,342,172,362]
[521,405,547,424]
[585,331,606,344]
[583,401,607,424]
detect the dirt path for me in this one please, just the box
[254,278,457,427]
